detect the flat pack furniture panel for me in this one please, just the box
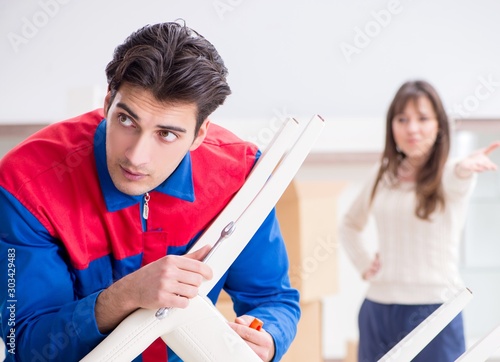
[378,288,473,362]
[81,115,325,362]
[455,324,500,362]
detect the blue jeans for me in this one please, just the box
[358,299,465,362]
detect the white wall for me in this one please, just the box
[1,0,500,126]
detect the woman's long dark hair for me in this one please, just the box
[370,80,450,220]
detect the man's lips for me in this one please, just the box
[120,166,147,180]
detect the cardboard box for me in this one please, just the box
[215,290,236,321]
[276,180,344,302]
[344,340,358,362]
[282,301,323,362]
[217,288,232,302]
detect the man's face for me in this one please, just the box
[103,83,208,196]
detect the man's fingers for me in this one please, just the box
[185,244,212,261]
[180,245,213,280]
[235,315,254,326]
[229,320,263,343]
[228,319,274,361]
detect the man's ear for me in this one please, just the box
[103,90,112,118]
[190,119,210,151]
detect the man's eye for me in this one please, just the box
[159,130,177,142]
[118,114,134,127]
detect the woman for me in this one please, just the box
[340,80,499,361]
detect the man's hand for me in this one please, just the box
[95,245,213,333]
[229,315,275,361]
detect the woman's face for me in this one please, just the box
[392,96,439,162]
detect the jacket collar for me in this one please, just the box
[94,119,195,212]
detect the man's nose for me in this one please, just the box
[125,135,151,166]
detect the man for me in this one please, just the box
[0,22,300,361]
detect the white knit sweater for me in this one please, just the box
[340,159,477,304]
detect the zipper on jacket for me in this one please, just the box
[143,192,150,220]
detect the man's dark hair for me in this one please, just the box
[105,21,231,133]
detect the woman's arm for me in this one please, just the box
[455,141,500,178]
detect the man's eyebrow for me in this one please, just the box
[116,102,140,121]
[157,125,188,133]
[116,102,188,133]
